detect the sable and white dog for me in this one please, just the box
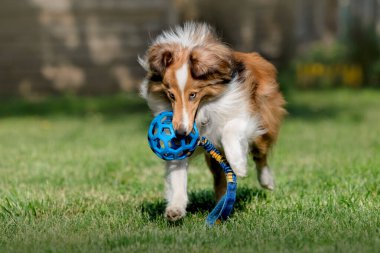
[139,23,286,221]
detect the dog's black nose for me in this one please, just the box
[175,124,187,136]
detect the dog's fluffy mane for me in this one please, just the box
[138,22,227,72]
[154,22,215,47]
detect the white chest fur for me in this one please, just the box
[195,79,265,149]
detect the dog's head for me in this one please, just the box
[140,23,235,135]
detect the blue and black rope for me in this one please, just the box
[198,136,237,225]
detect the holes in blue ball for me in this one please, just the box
[156,139,165,149]
[160,140,165,148]
[173,138,181,146]
[162,127,171,135]
[177,149,191,158]
[169,138,181,150]
[152,123,158,136]
[154,139,159,148]
[161,116,172,125]
[164,153,174,159]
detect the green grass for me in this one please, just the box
[0,89,380,253]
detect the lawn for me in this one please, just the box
[0,89,379,253]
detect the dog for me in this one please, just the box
[139,22,286,221]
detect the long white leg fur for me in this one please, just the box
[221,119,250,177]
[165,159,188,221]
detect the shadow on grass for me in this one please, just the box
[0,93,149,118]
[140,186,267,221]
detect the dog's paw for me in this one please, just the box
[165,206,186,221]
[233,167,248,178]
[258,166,275,190]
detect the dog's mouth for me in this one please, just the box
[172,108,199,136]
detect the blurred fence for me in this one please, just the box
[0,0,379,97]
[0,0,177,97]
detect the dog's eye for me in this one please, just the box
[189,93,197,101]
[168,92,175,100]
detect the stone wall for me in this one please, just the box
[0,0,177,97]
[0,0,378,96]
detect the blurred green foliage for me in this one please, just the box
[346,22,380,86]
[291,22,380,88]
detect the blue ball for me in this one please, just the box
[148,111,199,160]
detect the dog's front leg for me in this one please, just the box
[165,159,188,221]
[221,120,249,177]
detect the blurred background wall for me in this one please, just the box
[0,0,379,97]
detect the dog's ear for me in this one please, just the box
[147,44,174,75]
[190,44,233,80]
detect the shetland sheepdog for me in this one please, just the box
[139,22,286,221]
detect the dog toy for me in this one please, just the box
[148,111,199,160]
[148,111,237,226]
